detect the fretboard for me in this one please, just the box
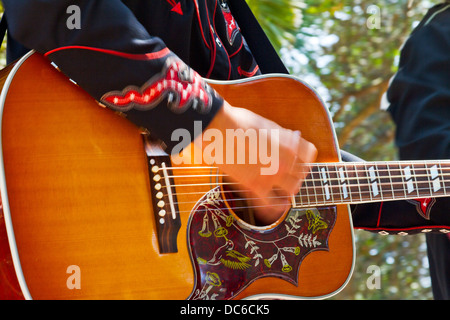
[293,160,450,208]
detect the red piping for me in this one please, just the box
[376,202,383,227]
[45,46,171,60]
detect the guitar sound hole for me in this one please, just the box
[221,180,266,226]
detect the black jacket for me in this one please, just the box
[2,0,264,151]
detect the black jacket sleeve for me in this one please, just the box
[2,0,224,152]
[352,4,450,235]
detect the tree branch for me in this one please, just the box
[337,79,390,147]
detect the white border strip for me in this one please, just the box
[424,3,450,26]
[0,50,35,300]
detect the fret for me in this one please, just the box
[296,160,450,208]
[319,165,332,203]
[328,164,342,204]
[427,163,445,196]
[409,164,420,197]
[386,163,395,199]
[303,171,311,204]
[317,166,333,203]
[354,163,372,202]
[309,165,323,205]
[401,163,420,197]
[439,161,450,195]
[367,165,376,199]
[337,164,352,202]
[376,163,394,200]
[391,162,407,199]
[333,163,351,203]
[367,163,383,201]
[297,171,312,207]
[346,163,363,203]
[352,164,368,202]
[398,162,409,198]
[437,161,447,195]
[411,162,433,198]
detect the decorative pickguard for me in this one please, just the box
[187,187,336,300]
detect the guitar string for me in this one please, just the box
[160,160,450,168]
[154,164,450,213]
[160,165,450,175]
[157,166,450,196]
[163,172,450,184]
[162,177,449,193]
[161,190,450,217]
[157,163,450,183]
[167,200,302,216]
[150,162,450,212]
[158,171,450,189]
[165,183,445,208]
[157,176,447,210]
[159,159,450,172]
[165,168,450,179]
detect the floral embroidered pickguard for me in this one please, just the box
[187,187,336,300]
[100,57,214,114]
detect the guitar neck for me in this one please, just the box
[293,160,450,208]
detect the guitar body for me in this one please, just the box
[0,52,354,299]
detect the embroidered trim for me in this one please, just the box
[100,57,214,114]
[407,197,436,220]
[164,0,183,15]
[220,0,240,46]
[355,225,450,235]
[237,65,260,77]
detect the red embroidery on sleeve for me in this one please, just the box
[237,65,260,77]
[100,57,214,114]
[164,0,183,15]
[220,1,239,46]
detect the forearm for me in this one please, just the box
[2,0,224,151]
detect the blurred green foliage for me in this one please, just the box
[250,0,440,300]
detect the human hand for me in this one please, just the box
[195,101,318,225]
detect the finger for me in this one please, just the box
[250,189,290,225]
[279,173,302,196]
[297,136,318,165]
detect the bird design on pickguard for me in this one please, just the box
[198,239,252,270]
[187,187,336,300]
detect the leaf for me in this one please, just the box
[253,253,263,260]
[245,241,256,249]
[250,246,260,254]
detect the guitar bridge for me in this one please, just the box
[143,135,181,254]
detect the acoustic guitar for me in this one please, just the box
[0,52,448,300]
